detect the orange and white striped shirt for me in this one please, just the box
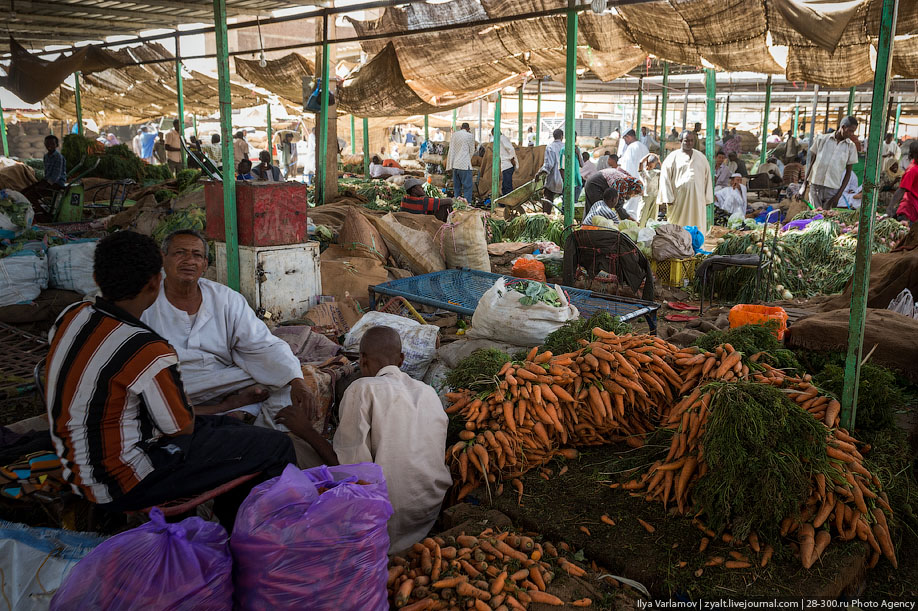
[46,299,193,504]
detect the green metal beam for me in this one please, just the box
[894,96,902,139]
[793,96,800,136]
[213,0,238,291]
[636,76,643,135]
[841,0,898,430]
[266,102,272,163]
[563,7,578,228]
[704,68,716,229]
[847,87,856,116]
[176,34,186,168]
[660,62,669,161]
[760,74,772,166]
[74,71,83,136]
[363,116,370,179]
[317,14,330,205]
[193,114,198,140]
[0,105,7,157]
[350,114,356,154]
[536,79,542,147]
[491,92,502,208]
[424,114,429,143]
[518,86,524,147]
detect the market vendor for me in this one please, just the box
[892,140,918,225]
[46,231,295,527]
[369,155,404,179]
[658,131,713,231]
[139,230,319,457]
[714,173,748,218]
[583,166,643,223]
[400,177,454,222]
[275,325,451,553]
[804,116,858,209]
[253,150,281,182]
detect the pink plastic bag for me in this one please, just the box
[50,507,232,610]
[231,463,393,610]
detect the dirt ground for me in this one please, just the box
[450,441,917,601]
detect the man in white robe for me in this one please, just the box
[714,173,748,218]
[141,230,317,435]
[658,131,713,231]
[276,326,451,553]
[619,130,650,219]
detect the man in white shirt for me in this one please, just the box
[498,130,518,196]
[882,133,900,173]
[640,127,659,151]
[446,122,476,202]
[369,155,404,179]
[141,230,319,459]
[164,119,184,176]
[619,130,649,219]
[805,116,859,209]
[714,172,748,218]
[233,131,250,167]
[525,126,536,147]
[537,128,565,214]
[659,131,714,231]
[580,151,597,181]
[276,326,451,553]
[132,129,144,158]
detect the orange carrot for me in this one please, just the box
[725,560,752,569]
[760,545,774,567]
[456,582,491,601]
[637,518,656,533]
[572,599,593,608]
[601,514,616,526]
[527,591,564,606]
[490,571,507,595]
[799,523,816,568]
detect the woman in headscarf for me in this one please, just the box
[583,166,643,225]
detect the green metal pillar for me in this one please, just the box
[894,96,902,139]
[491,93,502,208]
[562,4,578,228]
[0,106,7,157]
[760,74,772,166]
[776,108,781,133]
[213,0,238,291]
[841,0,898,430]
[717,96,725,140]
[847,87,856,116]
[793,96,800,136]
[176,34,186,168]
[536,80,542,147]
[660,62,669,160]
[317,14,330,205]
[804,85,820,178]
[350,115,356,154]
[266,102,272,163]
[193,114,198,141]
[518,87,524,147]
[452,109,457,132]
[424,114,429,143]
[362,117,370,179]
[74,72,84,136]
[636,76,643,135]
[704,68,716,229]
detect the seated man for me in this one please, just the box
[276,326,451,553]
[46,231,295,527]
[399,177,454,222]
[140,230,317,456]
[237,159,254,181]
[714,173,748,218]
[757,157,783,185]
[253,150,281,182]
[24,135,67,216]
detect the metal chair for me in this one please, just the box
[697,209,782,314]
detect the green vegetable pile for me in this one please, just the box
[693,381,830,541]
[813,362,901,432]
[154,189,174,204]
[152,206,206,245]
[706,211,910,301]
[0,195,32,228]
[445,348,511,393]
[337,177,406,211]
[508,280,562,306]
[23,159,45,181]
[694,322,800,371]
[542,310,632,355]
[501,214,565,245]
[61,135,158,183]
[143,164,173,182]
[176,169,202,194]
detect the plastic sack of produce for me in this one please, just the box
[48,240,99,295]
[50,507,233,611]
[467,278,578,347]
[344,311,439,379]
[435,209,491,272]
[0,250,49,307]
[231,463,393,611]
[511,257,547,282]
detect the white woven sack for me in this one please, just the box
[49,242,99,296]
[0,251,48,307]
[344,311,440,380]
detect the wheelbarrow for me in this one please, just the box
[491,174,557,219]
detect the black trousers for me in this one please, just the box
[103,415,295,528]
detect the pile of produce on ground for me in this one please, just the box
[707,209,910,301]
[443,323,899,572]
[388,528,608,609]
[338,177,406,211]
[61,134,173,183]
[487,214,565,247]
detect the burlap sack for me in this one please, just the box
[821,248,918,312]
[475,144,546,199]
[651,224,694,261]
[319,255,388,309]
[434,209,491,272]
[375,213,445,275]
[336,206,389,263]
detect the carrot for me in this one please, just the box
[490,571,507,595]
[528,566,546,591]
[872,509,898,569]
[714,351,742,378]
[396,578,415,606]
[704,556,724,567]
[534,350,553,364]
[456,582,491,601]
[760,545,774,567]
[675,456,698,513]
[729,551,748,562]
[526,346,539,361]
[637,518,656,533]
[579,526,591,536]
[748,532,761,553]
[551,384,575,403]
[527,591,564,606]
[401,598,434,611]
[813,530,831,563]
[511,479,524,505]
[725,561,752,569]
[572,599,593,608]
[473,600,490,611]
[510,568,530,581]
[813,493,835,528]
[699,537,710,552]
[601,514,616,526]
[557,448,578,460]
[799,523,816,568]
[558,558,587,577]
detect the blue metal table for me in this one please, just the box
[369,269,659,331]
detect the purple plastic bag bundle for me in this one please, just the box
[50,507,232,610]
[231,463,394,611]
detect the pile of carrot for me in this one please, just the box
[618,359,897,570]
[444,333,747,502]
[387,528,596,609]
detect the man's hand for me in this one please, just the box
[274,404,313,438]
[289,378,318,421]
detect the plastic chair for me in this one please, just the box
[697,209,782,314]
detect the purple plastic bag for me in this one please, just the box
[231,463,394,611]
[50,507,232,611]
